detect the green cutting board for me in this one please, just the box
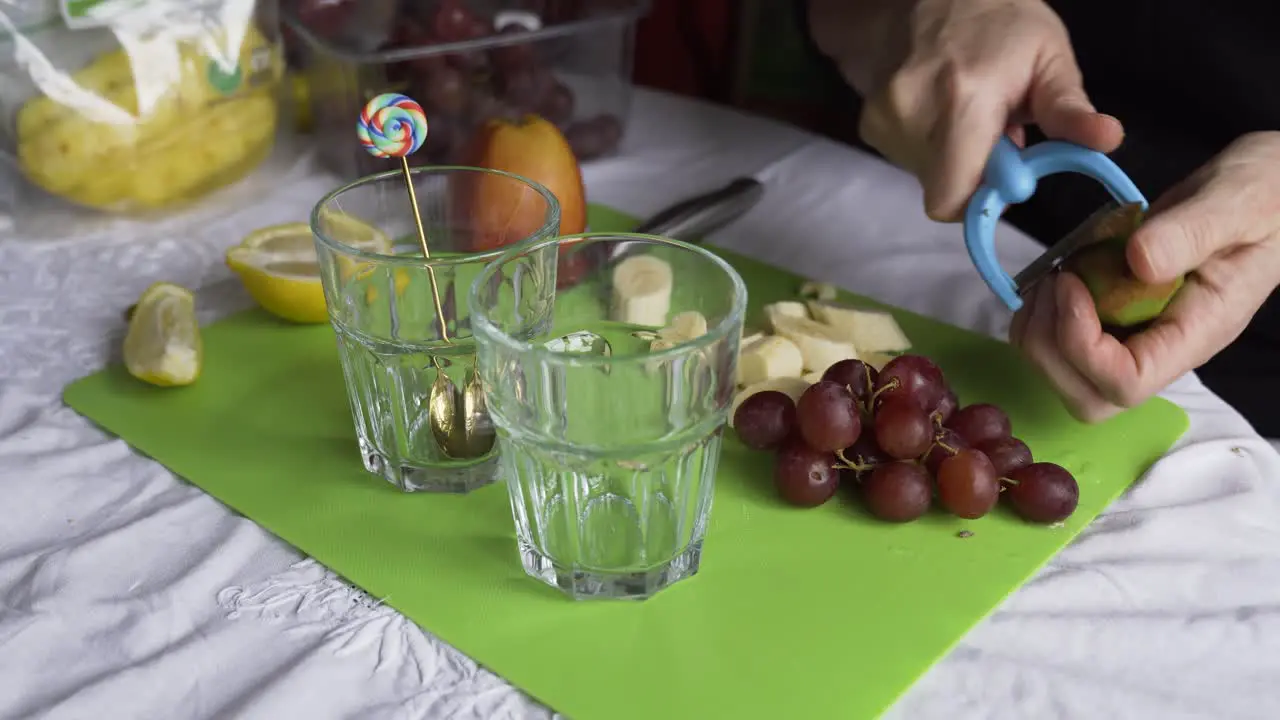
[63,205,1187,719]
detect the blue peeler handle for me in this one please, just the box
[963,136,1148,311]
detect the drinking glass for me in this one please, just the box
[312,166,560,493]
[469,232,748,599]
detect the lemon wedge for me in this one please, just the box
[123,282,202,387]
[226,213,392,324]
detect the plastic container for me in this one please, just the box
[283,0,648,178]
[0,0,285,229]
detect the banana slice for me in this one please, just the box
[734,332,766,383]
[808,301,913,354]
[770,314,859,373]
[802,370,825,384]
[650,310,709,351]
[659,311,709,341]
[611,255,673,328]
[763,301,809,331]
[799,281,838,301]
[861,351,899,371]
[729,376,812,426]
[736,335,804,387]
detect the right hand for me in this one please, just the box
[854,0,1125,221]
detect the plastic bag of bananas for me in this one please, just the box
[0,0,285,225]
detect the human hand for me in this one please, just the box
[854,0,1125,220]
[1010,132,1280,422]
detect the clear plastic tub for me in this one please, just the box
[0,0,285,230]
[283,0,648,178]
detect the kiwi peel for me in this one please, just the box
[1062,205,1184,328]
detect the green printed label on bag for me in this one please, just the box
[207,59,243,95]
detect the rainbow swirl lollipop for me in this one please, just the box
[357,93,429,159]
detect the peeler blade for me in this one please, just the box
[1013,201,1145,297]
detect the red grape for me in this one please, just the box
[946,403,1012,446]
[873,398,933,460]
[975,436,1033,477]
[844,433,890,477]
[923,427,969,475]
[490,25,538,72]
[733,391,796,450]
[421,65,469,114]
[874,354,946,412]
[774,439,840,507]
[932,387,958,425]
[821,359,877,406]
[539,82,576,126]
[564,116,623,160]
[497,65,555,109]
[861,461,932,522]
[1006,463,1079,523]
[431,0,490,42]
[936,449,1001,519]
[593,114,624,150]
[293,0,358,38]
[796,381,862,452]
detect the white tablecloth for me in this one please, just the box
[3,89,1279,720]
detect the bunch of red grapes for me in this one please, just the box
[732,355,1080,524]
[291,0,624,169]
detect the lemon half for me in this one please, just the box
[123,282,202,387]
[226,212,392,324]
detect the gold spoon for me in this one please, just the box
[398,158,495,460]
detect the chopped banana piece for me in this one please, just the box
[802,370,824,384]
[763,301,809,331]
[808,301,913,354]
[770,314,859,372]
[740,331,765,348]
[861,351,898,371]
[799,281,838,301]
[610,255,673,327]
[736,335,804,387]
[659,311,709,341]
[729,376,813,426]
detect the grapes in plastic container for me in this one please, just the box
[283,0,647,177]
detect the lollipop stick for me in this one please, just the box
[400,156,451,344]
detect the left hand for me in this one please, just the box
[1010,131,1280,422]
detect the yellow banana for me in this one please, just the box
[16,25,282,212]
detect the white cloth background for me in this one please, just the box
[2,89,1279,720]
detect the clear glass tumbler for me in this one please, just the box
[312,166,560,493]
[470,233,748,599]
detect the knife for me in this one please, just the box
[603,177,764,262]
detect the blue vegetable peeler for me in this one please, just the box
[963,136,1148,312]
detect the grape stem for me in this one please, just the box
[833,448,875,476]
[870,377,900,404]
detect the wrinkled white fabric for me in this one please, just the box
[1,89,1278,720]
